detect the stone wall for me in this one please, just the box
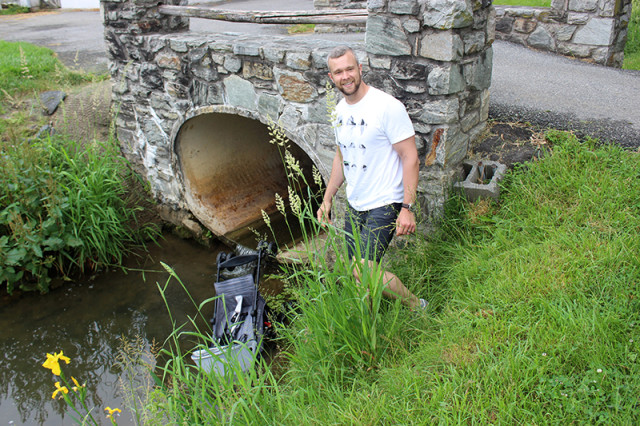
[312,0,368,33]
[495,0,633,67]
[101,0,494,236]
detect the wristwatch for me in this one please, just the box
[401,203,414,213]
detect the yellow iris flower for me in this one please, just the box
[71,376,84,391]
[105,406,122,419]
[52,381,69,399]
[42,350,71,376]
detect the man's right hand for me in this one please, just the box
[317,200,333,226]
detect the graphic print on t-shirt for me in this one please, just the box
[339,114,369,176]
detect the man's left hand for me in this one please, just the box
[396,208,416,236]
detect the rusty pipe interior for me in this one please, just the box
[175,112,319,244]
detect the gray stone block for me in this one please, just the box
[422,0,474,29]
[528,25,556,50]
[573,17,615,45]
[420,30,464,61]
[389,0,419,14]
[428,64,465,95]
[365,15,412,56]
[454,159,507,201]
[40,90,66,115]
[223,75,257,111]
[568,0,598,12]
[258,93,281,121]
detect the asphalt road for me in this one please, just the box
[1,2,639,146]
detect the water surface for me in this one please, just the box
[0,233,229,425]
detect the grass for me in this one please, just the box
[0,41,99,141]
[287,23,315,34]
[142,130,640,424]
[624,0,640,70]
[0,4,29,15]
[0,41,92,100]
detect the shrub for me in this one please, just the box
[0,135,158,293]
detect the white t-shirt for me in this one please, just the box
[334,87,415,211]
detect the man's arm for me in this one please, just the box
[316,146,344,225]
[393,136,419,236]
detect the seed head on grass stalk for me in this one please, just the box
[275,192,287,217]
[19,46,33,80]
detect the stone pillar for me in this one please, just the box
[365,0,493,221]
[100,0,190,197]
[101,0,189,65]
[568,0,633,66]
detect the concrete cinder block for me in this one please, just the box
[454,159,507,201]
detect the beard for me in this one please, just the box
[337,74,362,96]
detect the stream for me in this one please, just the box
[0,232,271,425]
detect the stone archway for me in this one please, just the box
[102,0,495,238]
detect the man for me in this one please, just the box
[317,45,427,310]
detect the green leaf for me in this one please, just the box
[31,244,43,258]
[65,235,83,248]
[42,217,59,234]
[43,236,65,250]
[5,247,27,266]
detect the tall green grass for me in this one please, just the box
[387,131,640,422]
[142,130,640,424]
[0,135,158,293]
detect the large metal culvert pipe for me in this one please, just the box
[175,112,318,244]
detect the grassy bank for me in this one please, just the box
[146,130,639,424]
[0,41,156,294]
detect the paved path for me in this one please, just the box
[1,3,639,146]
[491,41,640,147]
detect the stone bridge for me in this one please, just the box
[102,0,494,242]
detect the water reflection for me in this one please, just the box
[0,233,224,425]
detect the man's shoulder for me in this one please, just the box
[367,86,401,103]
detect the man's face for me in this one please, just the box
[328,52,362,97]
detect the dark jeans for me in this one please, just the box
[344,203,401,262]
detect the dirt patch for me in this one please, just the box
[469,121,551,168]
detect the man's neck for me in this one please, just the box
[344,83,370,105]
